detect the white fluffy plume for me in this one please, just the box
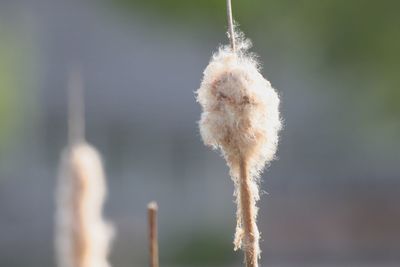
[56,143,114,267]
[197,33,282,263]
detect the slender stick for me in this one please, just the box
[239,157,258,267]
[148,202,159,267]
[68,66,85,146]
[226,0,236,52]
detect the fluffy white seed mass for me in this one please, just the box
[196,37,282,256]
[56,143,114,267]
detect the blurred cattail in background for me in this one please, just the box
[55,69,114,267]
[196,2,282,266]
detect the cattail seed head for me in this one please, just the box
[56,142,114,267]
[196,34,282,263]
[197,38,281,177]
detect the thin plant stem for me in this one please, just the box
[226,0,236,52]
[148,202,159,267]
[239,157,258,267]
[68,66,85,146]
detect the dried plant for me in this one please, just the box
[56,143,114,267]
[196,2,282,266]
[147,202,159,267]
[55,69,114,267]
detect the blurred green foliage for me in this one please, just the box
[0,28,21,155]
[0,23,35,157]
[163,230,239,265]
[112,0,400,133]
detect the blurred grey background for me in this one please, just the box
[0,0,399,266]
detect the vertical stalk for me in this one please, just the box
[68,66,85,146]
[239,157,258,267]
[148,202,159,267]
[226,0,236,52]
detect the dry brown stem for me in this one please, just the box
[148,202,159,267]
[239,157,258,267]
